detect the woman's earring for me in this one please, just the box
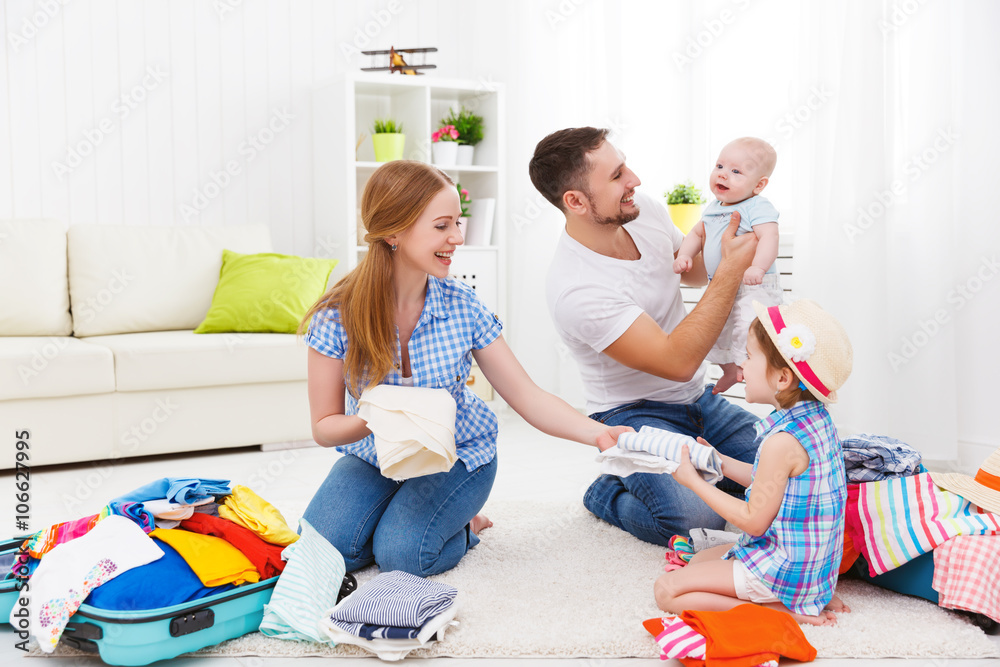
[391,243,398,252]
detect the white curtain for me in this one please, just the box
[794,0,998,459]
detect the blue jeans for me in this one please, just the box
[584,386,759,547]
[302,454,497,576]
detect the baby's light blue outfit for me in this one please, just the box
[699,195,783,365]
[702,195,780,279]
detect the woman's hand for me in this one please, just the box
[595,425,634,452]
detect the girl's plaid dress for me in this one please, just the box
[725,401,847,616]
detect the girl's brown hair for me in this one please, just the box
[748,318,820,409]
[299,160,454,397]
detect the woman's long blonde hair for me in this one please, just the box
[300,160,454,398]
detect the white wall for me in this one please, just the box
[2,0,997,465]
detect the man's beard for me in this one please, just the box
[588,198,641,227]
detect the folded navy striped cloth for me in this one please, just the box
[329,570,457,636]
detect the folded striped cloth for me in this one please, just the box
[847,472,1000,576]
[597,426,723,484]
[328,570,457,635]
[258,518,346,644]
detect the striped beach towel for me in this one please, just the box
[847,472,1000,576]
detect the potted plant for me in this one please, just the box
[443,106,485,166]
[371,118,405,163]
[664,181,707,234]
[431,123,459,166]
[457,183,471,227]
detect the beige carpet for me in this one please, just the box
[29,500,999,660]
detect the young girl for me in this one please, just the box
[299,160,630,578]
[653,299,852,626]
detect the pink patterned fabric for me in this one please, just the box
[933,535,1000,623]
[654,616,707,660]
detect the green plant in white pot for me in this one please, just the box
[664,181,706,234]
[371,118,405,162]
[444,106,484,166]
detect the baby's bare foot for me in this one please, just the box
[796,610,838,627]
[470,514,493,535]
[713,364,740,394]
[825,594,851,614]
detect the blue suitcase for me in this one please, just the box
[60,572,356,665]
[0,538,27,624]
[1,534,356,665]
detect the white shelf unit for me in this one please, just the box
[313,73,506,323]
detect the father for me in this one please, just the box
[529,127,761,546]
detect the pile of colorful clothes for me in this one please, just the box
[8,477,300,653]
[841,435,1000,628]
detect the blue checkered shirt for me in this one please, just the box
[840,433,922,482]
[304,276,503,472]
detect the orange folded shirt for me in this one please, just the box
[839,530,860,574]
[679,604,817,667]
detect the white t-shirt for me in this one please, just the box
[546,191,707,414]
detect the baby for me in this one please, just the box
[673,137,783,393]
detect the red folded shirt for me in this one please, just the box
[180,513,287,579]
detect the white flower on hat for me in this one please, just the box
[776,324,816,363]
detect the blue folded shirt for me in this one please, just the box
[84,540,236,611]
[111,477,232,505]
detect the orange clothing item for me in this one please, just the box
[839,530,860,575]
[678,604,817,667]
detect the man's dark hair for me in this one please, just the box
[528,127,610,212]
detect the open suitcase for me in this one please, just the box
[1,535,357,665]
[59,572,356,666]
[0,537,26,624]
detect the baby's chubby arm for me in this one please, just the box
[743,222,778,285]
[672,221,706,274]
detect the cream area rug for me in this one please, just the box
[29,500,999,660]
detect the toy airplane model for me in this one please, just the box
[361,46,438,75]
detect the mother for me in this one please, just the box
[300,160,629,576]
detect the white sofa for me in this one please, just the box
[0,220,314,469]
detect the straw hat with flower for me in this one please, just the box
[751,299,853,404]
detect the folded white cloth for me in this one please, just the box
[358,385,458,481]
[317,596,460,661]
[143,497,213,529]
[596,426,724,484]
[595,447,677,476]
[18,515,163,652]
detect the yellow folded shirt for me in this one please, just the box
[218,485,300,546]
[150,528,260,586]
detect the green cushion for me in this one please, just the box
[194,250,338,334]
